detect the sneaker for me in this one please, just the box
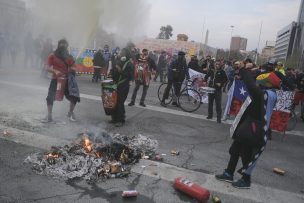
[108,120,117,124]
[232,178,251,189]
[41,116,53,123]
[139,103,146,107]
[206,116,213,119]
[128,102,135,106]
[115,122,124,127]
[172,101,179,107]
[215,171,233,183]
[67,112,77,122]
[160,101,167,107]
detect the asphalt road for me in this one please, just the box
[0,69,303,203]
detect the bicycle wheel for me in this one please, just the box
[178,88,201,112]
[286,110,297,131]
[157,83,173,105]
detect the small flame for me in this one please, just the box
[83,136,93,153]
[95,151,103,158]
[46,153,60,159]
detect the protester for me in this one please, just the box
[160,51,189,107]
[296,72,304,121]
[108,48,134,127]
[92,48,104,83]
[201,55,214,73]
[215,61,279,189]
[154,50,167,82]
[40,38,53,78]
[204,60,228,123]
[42,39,80,123]
[128,49,156,107]
[188,55,201,73]
[24,32,35,68]
[223,61,233,92]
[101,45,111,79]
[0,33,5,68]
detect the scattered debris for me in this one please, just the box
[171,150,180,156]
[212,195,222,203]
[161,153,166,156]
[122,190,139,198]
[24,132,158,182]
[3,130,12,136]
[273,168,285,176]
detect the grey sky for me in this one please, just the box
[146,0,301,51]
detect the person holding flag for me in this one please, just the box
[215,61,279,189]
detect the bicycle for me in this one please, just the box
[157,79,202,112]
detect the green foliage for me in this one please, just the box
[157,25,173,40]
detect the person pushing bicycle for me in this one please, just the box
[161,51,189,107]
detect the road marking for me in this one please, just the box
[0,126,303,203]
[0,80,303,137]
[132,159,304,203]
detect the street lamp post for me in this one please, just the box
[228,25,234,61]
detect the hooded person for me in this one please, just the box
[108,48,134,127]
[42,39,80,123]
[215,62,279,189]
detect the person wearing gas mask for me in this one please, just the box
[42,39,80,123]
[128,49,156,107]
[160,51,189,107]
[109,48,134,127]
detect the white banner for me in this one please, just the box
[188,68,208,103]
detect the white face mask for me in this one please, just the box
[120,56,127,62]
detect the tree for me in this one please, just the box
[157,25,173,40]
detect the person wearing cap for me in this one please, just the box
[204,60,227,123]
[160,51,189,107]
[42,39,80,123]
[128,48,156,107]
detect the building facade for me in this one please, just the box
[261,41,275,61]
[293,0,304,70]
[273,22,297,62]
[230,36,247,51]
[0,0,26,34]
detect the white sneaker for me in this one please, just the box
[67,112,77,122]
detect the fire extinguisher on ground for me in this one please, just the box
[174,177,210,203]
[55,76,67,101]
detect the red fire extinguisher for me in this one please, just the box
[55,76,67,101]
[174,177,210,203]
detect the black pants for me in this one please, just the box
[154,69,164,82]
[46,79,78,106]
[226,141,253,181]
[92,67,101,82]
[111,83,130,122]
[162,80,182,101]
[208,89,222,119]
[131,80,149,104]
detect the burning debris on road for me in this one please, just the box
[24,132,158,183]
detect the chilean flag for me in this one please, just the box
[223,80,249,118]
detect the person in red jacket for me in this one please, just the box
[42,39,80,123]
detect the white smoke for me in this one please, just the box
[25,0,151,48]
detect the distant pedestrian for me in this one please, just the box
[154,51,167,82]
